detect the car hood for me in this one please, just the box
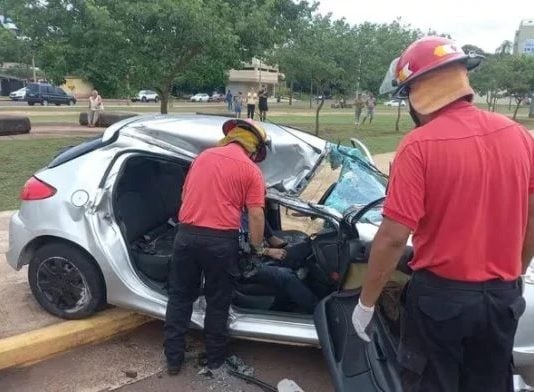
[103,114,328,195]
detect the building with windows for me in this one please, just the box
[513,19,534,55]
[226,58,283,96]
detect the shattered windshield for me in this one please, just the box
[301,143,387,224]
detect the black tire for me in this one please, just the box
[28,242,106,320]
[154,97,159,103]
[141,96,147,102]
[28,102,35,106]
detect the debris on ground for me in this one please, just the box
[121,369,138,379]
[226,354,255,377]
[277,379,305,392]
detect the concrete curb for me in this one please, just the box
[0,308,153,371]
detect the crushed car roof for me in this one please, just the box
[103,114,328,194]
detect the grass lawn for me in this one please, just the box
[0,138,86,211]
[0,101,532,211]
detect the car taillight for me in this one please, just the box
[20,177,57,201]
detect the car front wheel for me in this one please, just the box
[28,243,106,319]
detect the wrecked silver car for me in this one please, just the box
[6,114,534,391]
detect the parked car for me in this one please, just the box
[384,99,406,107]
[208,93,225,102]
[131,90,159,103]
[9,87,27,101]
[6,115,534,391]
[26,83,76,106]
[190,93,210,102]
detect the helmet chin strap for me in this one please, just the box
[409,104,422,127]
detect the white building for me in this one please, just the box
[513,19,534,55]
[226,58,283,96]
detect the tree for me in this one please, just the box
[500,55,534,119]
[0,27,31,67]
[4,0,314,112]
[495,40,513,55]
[470,56,507,111]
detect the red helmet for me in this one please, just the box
[393,36,483,98]
[222,118,271,162]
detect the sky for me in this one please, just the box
[317,0,533,53]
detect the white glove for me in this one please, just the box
[352,298,375,343]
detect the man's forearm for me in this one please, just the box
[360,240,406,307]
[248,208,265,248]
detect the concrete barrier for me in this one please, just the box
[0,308,153,371]
[0,115,31,136]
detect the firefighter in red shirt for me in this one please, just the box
[164,119,270,375]
[353,36,534,391]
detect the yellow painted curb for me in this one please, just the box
[0,308,153,371]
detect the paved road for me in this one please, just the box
[0,321,331,392]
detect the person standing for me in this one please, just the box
[354,93,365,127]
[87,90,103,127]
[258,87,268,121]
[226,90,233,112]
[246,88,257,119]
[164,118,270,376]
[352,36,531,392]
[360,94,375,125]
[234,92,243,118]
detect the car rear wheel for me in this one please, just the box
[28,243,106,319]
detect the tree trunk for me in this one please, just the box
[289,80,294,106]
[492,95,498,112]
[160,88,170,114]
[508,96,512,111]
[513,100,521,120]
[315,92,325,136]
[486,92,492,110]
[529,99,534,118]
[309,80,313,109]
[395,102,402,132]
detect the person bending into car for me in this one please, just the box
[164,118,270,376]
[353,37,532,392]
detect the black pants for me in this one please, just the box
[251,264,318,313]
[164,225,239,369]
[399,270,525,392]
[247,104,255,119]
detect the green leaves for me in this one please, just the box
[4,0,313,112]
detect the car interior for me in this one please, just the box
[113,155,409,321]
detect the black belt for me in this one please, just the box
[412,269,521,291]
[179,223,238,239]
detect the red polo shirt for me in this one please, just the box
[179,143,265,230]
[384,101,534,281]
